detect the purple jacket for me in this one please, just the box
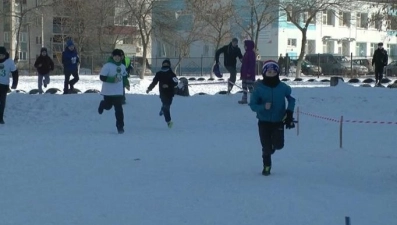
[240,40,256,81]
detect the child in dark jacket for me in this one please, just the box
[34,47,54,94]
[238,40,256,104]
[146,59,179,128]
[249,60,296,176]
[62,40,79,94]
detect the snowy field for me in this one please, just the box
[1,75,397,225]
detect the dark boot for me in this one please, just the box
[262,166,271,176]
[98,101,104,114]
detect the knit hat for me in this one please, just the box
[40,47,47,53]
[232,38,238,43]
[378,42,383,46]
[112,49,123,57]
[66,40,74,47]
[262,60,280,76]
[0,46,7,55]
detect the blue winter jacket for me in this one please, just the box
[62,46,79,72]
[249,81,295,122]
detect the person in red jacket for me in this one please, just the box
[34,47,54,94]
[238,40,256,104]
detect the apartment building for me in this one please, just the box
[0,0,146,73]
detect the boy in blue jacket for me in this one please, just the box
[249,60,296,176]
[62,40,79,94]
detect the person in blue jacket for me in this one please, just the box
[62,39,79,94]
[249,60,296,176]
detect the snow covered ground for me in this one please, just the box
[1,75,396,225]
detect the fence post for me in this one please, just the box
[201,55,203,76]
[317,53,320,79]
[345,216,351,225]
[350,52,353,78]
[339,116,343,148]
[297,106,300,136]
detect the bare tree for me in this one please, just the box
[0,0,53,62]
[232,0,279,51]
[280,0,358,78]
[124,0,159,79]
[186,0,233,53]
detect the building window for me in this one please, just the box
[355,42,367,56]
[36,36,42,45]
[357,13,368,28]
[4,32,10,43]
[286,5,292,22]
[19,51,27,61]
[370,43,378,54]
[19,32,27,43]
[287,38,297,47]
[339,12,351,27]
[323,10,334,26]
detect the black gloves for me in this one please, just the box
[284,110,295,129]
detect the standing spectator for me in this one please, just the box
[0,46,19,124]
[238,40,256,104]
[215,38,243,93]
[146,59,179,128]
[284,53,291,77]
[277,54,284,75]
[372,42,388,86]
[249,60,296,176]
[34,47,54,94]
[62,40,79,94]
[120,50,132,104]
[97,49,130,134]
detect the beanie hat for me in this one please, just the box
[112,49,123,57]
[40,47,47,53]
[0,46,7,55]
[262,60,280,76]
[162,59,171,67]
[66,40,74,47]
[232,38,238,43]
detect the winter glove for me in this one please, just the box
[125,86,130,91]
[146,89,150,94]
[284,110,295,129]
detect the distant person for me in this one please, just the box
[146,59,179,128]
[249,60,296,176]
[62,40,79,94]
[372,42,388,86]
[278,54,284,75]
[215,38,243,93]
[238,40,256,104]
[284,53,291,77]
[97,49,130,134]
[34,47,54,94]
[0,46,19,124]
[120,50,132,104]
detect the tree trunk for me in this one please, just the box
[141,42,148,79]
[13,21,23,63]
[295,28,308,78]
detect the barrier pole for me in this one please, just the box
[345,216,351,225]
[339,116,343,148]
[297,107,300,136]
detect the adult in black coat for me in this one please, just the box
[215,38,243,93]
[372,42,388,85]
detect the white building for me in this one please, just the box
[260,3,397,60]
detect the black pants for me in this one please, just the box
[101,96,124,129]
[225,66,237,91]
[160,96,173,123]
[375,66,384,83]
[64,70,79,93]
[0,84,8,121]
[258,121,285,167]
